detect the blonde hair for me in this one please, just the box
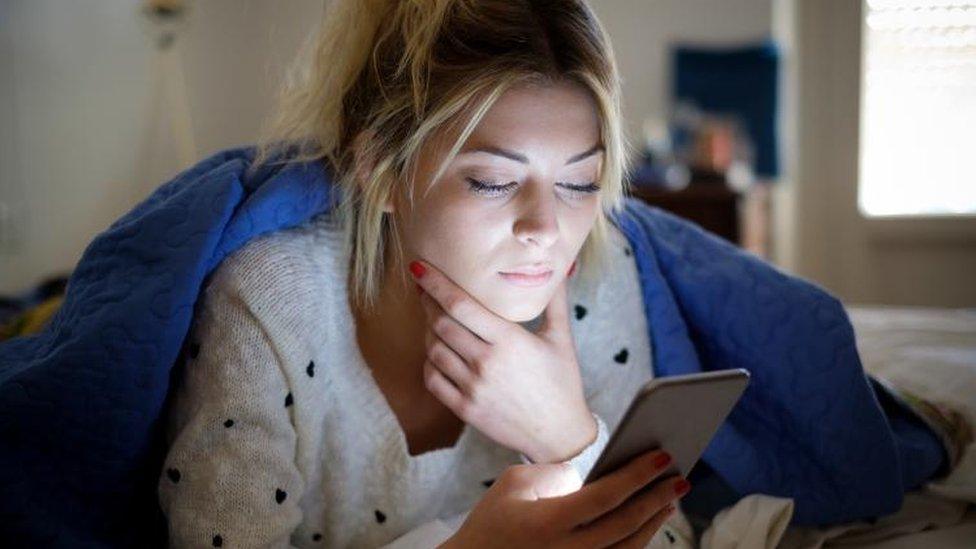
[253,0,632,312]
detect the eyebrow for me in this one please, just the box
[460,143,604,165]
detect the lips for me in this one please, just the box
[498,263,554,287]
[500,263,552,275]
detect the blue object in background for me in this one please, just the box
[672,40,781,179]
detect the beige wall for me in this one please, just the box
[0,0,323,293]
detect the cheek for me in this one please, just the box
[404,199,505,275]
[561,198,602,248]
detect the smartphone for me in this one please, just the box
[583,368,750,486]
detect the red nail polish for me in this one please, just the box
[674,479,691,496]
[567,260,576,277]
[409,260,426,279]
[653,452,672,469]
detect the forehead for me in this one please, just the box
[459,80,602,161]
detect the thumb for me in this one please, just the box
[540,276,571,343]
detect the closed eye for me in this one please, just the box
[557,182,601,194]
[466,178,518,196]
[465,178,600,198]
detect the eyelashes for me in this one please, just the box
[466,178,518,196]
[465,177,600,198]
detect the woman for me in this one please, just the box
[159,0,689,547]
[154,0,953,548]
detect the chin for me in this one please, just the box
[484,291,550,323]
[497,304,543,323]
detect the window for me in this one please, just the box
[858,0,976,217]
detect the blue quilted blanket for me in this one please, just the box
[0,147,945,547]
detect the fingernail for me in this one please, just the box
[674,479,691,496]
[567,260,576,277]
[653,452,672,469]
[409,260,426,279]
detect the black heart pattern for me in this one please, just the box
[482,478,495,488]
[223,419,234,428]
[276,488,287,504]
[189,342,200,359]
[375,509,386,523]
[284,392,293,407]
[614,348,629,364]
[306,360,315,377]
[212,534,223,547]
[312,533,322,541]
[574,304,587,320]
[166,468,180,483]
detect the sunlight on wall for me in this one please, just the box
[858,0,976,217]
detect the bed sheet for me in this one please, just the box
[847,305,976,503]
[843,508,976,549]
[831,305,976,548]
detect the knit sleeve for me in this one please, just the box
[517,411,610,482]
[158,273,305,549]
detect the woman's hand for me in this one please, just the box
[439,449,689,549]
[409,259,596,463]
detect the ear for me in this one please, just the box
[351,130,394,213]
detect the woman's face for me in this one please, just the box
[390,80,604,322]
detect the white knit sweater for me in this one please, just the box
[157,212,690,548]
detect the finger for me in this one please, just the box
[546,449,675,528]
[571,476,682,548]
[421,292,491,364]
[425,329,478,394]
[422,358,467,411]
[409,260,507,343]
[605,503,676,549]
[539,277,571,344]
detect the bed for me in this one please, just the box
[780,305,976,548]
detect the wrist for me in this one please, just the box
[525,409,598,463]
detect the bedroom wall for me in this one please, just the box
[787,0,976,307]
[0,0,323,294]
[0,0,773,295]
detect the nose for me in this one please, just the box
[512,182,559,249]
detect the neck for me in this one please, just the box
[350,249,429,391]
